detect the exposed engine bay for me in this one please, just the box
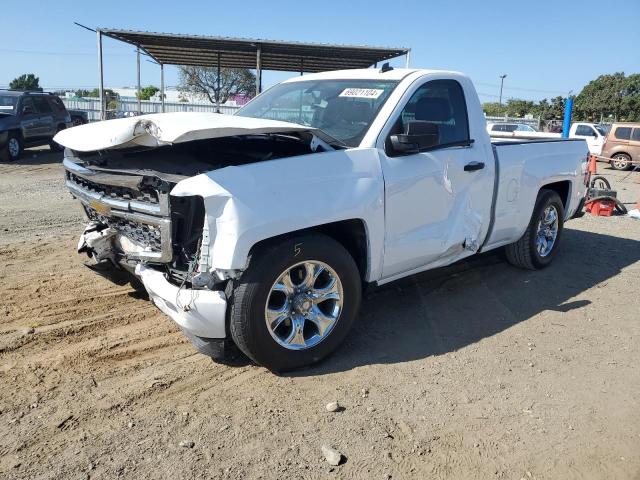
[65,132,328,287]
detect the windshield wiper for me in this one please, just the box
[312,129,348,149]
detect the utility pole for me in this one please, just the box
[499,74,507,106]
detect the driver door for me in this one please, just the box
[378,79,494,279]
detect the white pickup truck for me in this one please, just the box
[488,121,607,155]
[56,67,589,371]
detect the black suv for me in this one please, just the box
[0,90,72,160]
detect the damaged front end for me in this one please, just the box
[57,112,334,340]
[64,154,227,338]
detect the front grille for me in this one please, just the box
[112,217,162,250]
[64,159,173,263]
[85,205,163,252]
[67,171,159,205]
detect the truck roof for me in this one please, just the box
[281,68,465,83]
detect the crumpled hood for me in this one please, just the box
[53,111,312,152]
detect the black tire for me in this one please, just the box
[610,153,632,171]
[5,133,22,161]
[589,175,611,190]
[49,126,65,152]
[181,330,246,365]
[229,233,361,372]
[505,189,565,270]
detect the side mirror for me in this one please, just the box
[22,105,35,114]
[390,121,439,155]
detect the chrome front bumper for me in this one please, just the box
[135,265,227,339]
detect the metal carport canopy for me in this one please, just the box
[98,28,409,73]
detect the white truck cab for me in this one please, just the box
[56,67,589,371]
[569,122,607,155]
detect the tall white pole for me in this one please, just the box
[136,47,141,115]
[97,30,105,120]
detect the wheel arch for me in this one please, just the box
[539,180,570,210]
[610,151,631,160]
[246,219,371,282]
[7,128,23,140]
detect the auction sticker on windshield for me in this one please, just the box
[339,88,384,99]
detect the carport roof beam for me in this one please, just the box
[96,28,409,74]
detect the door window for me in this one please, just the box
[614,127,632,140]
[32,97,52,113]
[575,125,595,136]
[393,79,469,147]
[20,97,36,115]
[49,96,66,112]
[631,128,640,142]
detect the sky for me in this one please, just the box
[1,0,639,103]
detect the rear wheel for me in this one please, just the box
[229,233,361,372]
[610,153,632,171]
[49,126,65,152]
[505,189,565,270]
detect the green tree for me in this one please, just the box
[137,85,160,100]
[573,72,635,121]
[178,66,255,105]
[505,99,535,118]
[9,73,40,91]
[482,102,507,117]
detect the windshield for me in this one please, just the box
[236,79,399,147]
[0,95,18,115]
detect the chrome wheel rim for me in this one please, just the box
[265,260,343,350]
[8,138,19,158]
[612,156,629,169]
[536,205,559,257]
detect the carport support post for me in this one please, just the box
[216,52,221,113]
[136,47,141,115]
[256,45,262,96]
[160,63,165,113]
[405,49,411,68]
[562,97,573,138]
[97,30,105,120]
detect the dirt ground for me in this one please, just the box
[1,147,639,480]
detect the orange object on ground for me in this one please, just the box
[585,199,615,216]
[588,154,598,175]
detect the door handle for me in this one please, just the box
[464,161,485,172]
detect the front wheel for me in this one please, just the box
[610,153,632,171]
[505,189,565,270]
[6,134,22,161]
[229,233,361,372]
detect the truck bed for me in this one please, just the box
[482,138,589,252]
